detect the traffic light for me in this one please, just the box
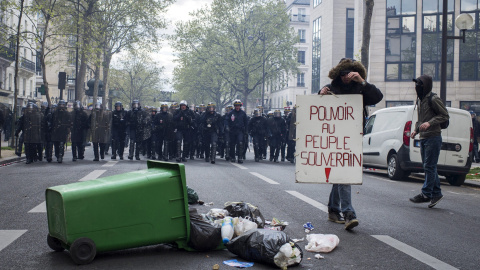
[58,72,66,89]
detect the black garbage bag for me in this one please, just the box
[226,229,295,267]
[224,202,265,228]
[188,208,222,251]
[187,186,199,204]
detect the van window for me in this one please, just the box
[364,115,376,135]
[371,111,406,133]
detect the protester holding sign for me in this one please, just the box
[318,58,383,230]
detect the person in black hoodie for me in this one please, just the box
[319,58,383,230]
[409,74,449,208]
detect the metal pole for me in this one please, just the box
[74,0,79,101]
[440,0,448,104]
[261,33,265,108]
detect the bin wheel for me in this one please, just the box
[47,234,65,252]
[69,237,96,265]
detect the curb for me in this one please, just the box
[0,156,25,166]
[464,180,480,188]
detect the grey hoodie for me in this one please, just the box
[413,75,449,139]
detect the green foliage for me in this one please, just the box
[171,0,298,110]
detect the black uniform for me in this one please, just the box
[226,109,248,163]
[219,112,231,160]
[127,108,147,160]
[111,108,128,159]
[16,108,44,163]
[286,109,296,163]
[248,115,267,162]
[201,111,223,164]
[90,109,112,161]
[71,108,89,161]
[267,116,286,162]
[153,110,174,161]
[173,108,195,162]
[50,106,71,163]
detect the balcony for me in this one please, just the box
[21,57,35,72]
[290,14,309,23]
[0,45,15,66]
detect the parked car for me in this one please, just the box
[363,105,473,186]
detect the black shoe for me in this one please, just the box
[57,157,63,163]
[269,157,273,162]
[344,212,359,230]
[176,158,181,162]
[238,159,243,164]
[274,159,279,163]
[26,160,32,164]
[119,156,124,160]
[281,158,285,162]
[147,155,151,159]
[128,156,133,160]
[205,157,210,162]
[182,157,187,162]
[211,160,215,164]
[428,195,444,208]
[79,156,84,160]
[410,193,430,203]
[72,158,77,162]
[111,155,116,160]
[255,157,259,162]
[93,158,99,161]
[136,156,140,161]
[190,155,194,160]
[328,212,345,224]
[47,158,52,163]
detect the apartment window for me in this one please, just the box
[297,73,305,87]
[297,51,305,64]
[298,29,306,43]
[8,74,12,90]
[460,0,480,80]
[313,0,322,8]
[68,50,75,66]
[385,0,416,81]
[298,8,306,22]
[23,78,26,96]
[312,17,321,94]
[460,101,480,113]
[346,9,355,59]
[422,0,454,81]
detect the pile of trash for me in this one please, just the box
[187,202,301,269]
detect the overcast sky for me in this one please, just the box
[113,0,214,92]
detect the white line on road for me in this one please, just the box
[230,162,248,170]
[250,172,279,185]
[79,170,107,181]
[285,190,328,213]
[28,201,46,213]
[372,235,458,270]
[102,161,118,167]
[0,230,27,252]
[367,175,396,183]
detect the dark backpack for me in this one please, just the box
[428,93,449,129]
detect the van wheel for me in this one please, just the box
[69,237,96,265]
[387,154,405,180]
[446,174,466,186]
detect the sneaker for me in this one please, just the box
[428,195,444,208]
[410,193,430,203]
[344,213,359,230]
[328,212,345,224]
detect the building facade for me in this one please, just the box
[310,0,480,114]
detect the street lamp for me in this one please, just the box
[440,2,474,103]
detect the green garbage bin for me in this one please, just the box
[45,161,190,265]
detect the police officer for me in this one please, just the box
[71,101,89,161]
[90,103,112,161]
[226,99,248,163]
[219,105,232,160]
[153,103,174,161]
[194,104,204,159]
[201,102,223,164]
[50,100,71,163]
[286,107,296,163]
[248,108,267,162]
[173,100,194,162]
[267,109,286,163]
[15,106,26,157]
[127,100,145,160]
[16,103,44,164]
[144,107,155,159]
[280,107,291,162]
[169,102,179,159]
[111,101,127,160]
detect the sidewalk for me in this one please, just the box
[0,133,24,165]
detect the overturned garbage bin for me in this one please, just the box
[45,161,190,265]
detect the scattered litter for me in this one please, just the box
[207,208,229,220]
[273,242,303,269]
[305,234,339,253]
[198,200,205,205]
[223,259,254,268]
[307,257,311,260]
[264,218,289,231]
[213,263,220,270]
[224,202,266,228]
[315,254,324,259]
[304,229,311,233]
[205,202,214,206]
[303,222,314,231]
[233,217,257,237]
[292,238,304,243]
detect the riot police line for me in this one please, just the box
[12,98,296,165]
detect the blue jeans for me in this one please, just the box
[420,135,442,198]
[328,184,356,217]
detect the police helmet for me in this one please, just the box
[58,100,67,108]
[41,101,48,108]
[267,111,273,117]
[179,100,188,107]
[253,108,260,117]
[274,109,281,118]
[114,101,123,110]
[132,100,140,109]
[233,99,242,107]
[27,102,35,109]
[74,100,82,110]
[161,103,169,112]
[152,107,157,113]
[207,102,216,112]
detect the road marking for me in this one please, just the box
[28,201,46,213]
[230,162,248,170]
[367,175,396,183]
[250,172,279,185]
[0,230,27,252]
[79,170,106,181]
[285,190,328,213]
[372,235,458,270]
[102,161,118,167]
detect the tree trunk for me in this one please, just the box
[102,52,112,109]
[40,18,50,106]
[11,0,25,147]
[361,0,375,75]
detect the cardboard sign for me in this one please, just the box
[295,95,363,184]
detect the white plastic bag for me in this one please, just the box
[233,217,258,237]
[305,234,339,253]
[274,243,302,269]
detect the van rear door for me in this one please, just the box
[443,108,471,168]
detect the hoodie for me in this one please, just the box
[413,75,449,139]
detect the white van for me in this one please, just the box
[362,105,473,186]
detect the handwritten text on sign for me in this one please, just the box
[295,95,363,184]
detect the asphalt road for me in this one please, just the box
[0,146,479,270]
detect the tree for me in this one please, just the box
[361,0,374,73]
[172,0,298,111]
[108,51,165,108]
